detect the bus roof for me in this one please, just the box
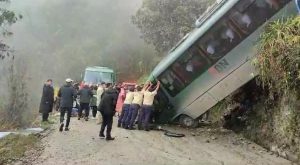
[151,0,239,78]
[85,66,114,73]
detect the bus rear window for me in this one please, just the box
[84,71,113,84]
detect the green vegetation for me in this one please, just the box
[209,100,229,124]
[254,16,300,96]
[132,0,214,53]
[40,116,57,130]
[0,0,22,59]
[246,16,300,161]
[0,61,31,130]
[0,134,39,164]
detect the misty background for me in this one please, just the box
[1,0,157,109]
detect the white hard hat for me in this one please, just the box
[66,78,73,83]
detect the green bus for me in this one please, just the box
[150,0,298,127]
[83,66,116,85]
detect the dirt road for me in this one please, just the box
[32,116,290,165]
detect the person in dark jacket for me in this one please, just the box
[98,83,118,141]
[39,79,54,122]
[77,84,93,121]
[57,78,77,132]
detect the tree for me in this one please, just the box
[0,0,22,59]
[132,0,214,54]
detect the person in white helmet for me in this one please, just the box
[57,78,77,132]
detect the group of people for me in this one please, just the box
[117,82,160,131]
[39,78,161,141]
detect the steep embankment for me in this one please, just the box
[209,16,300,163]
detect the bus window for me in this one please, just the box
[198,18,241,61]
[171,46,211,87]
[159,70,185,96]
[231,0,290,35]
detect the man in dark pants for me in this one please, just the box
[39,79,54,122]
[118,87,134,128]
[57,78,77,132]
[127,85,148,129]
[98,83,118,140]
[138,81,160,131]
[77,84,93,121]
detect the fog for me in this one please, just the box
[1,0,157,109]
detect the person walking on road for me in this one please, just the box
[77,84,93,121]
[57,78,77,132]
[90,85,98,119]
[39,79,54,122]
[138,81,160,131]
[98,83,118,140]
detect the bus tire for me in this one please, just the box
[179,115,198,128]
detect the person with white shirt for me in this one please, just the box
[125,84,148,130]
[96,82,106,124]
[138,81,160,131]
[117,86,135,128]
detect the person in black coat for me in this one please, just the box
[98,83,118,140]
[57,78,77,132]
[77,84,93,121]
[39,79,54,122]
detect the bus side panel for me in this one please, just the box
[172,33,255,116]
[234,61,258,86]
[210,60,257,100]
[183,60,256,119]
[182,93,218,119]
[207,68,246,102]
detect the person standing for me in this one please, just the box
[39,79,54,122]
[77,83,93,121]
[126,84,147,130]
[90,85,98,119]
[117,86,134,128]
[138,81,160,131]
[96,82,106,124]
[115,85,126,116]
[57,78,77,132]
[98,83,118,140]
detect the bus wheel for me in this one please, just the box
[179,115,198,128]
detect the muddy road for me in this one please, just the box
[30,116,290,165]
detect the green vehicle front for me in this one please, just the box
[83,66,116,85]
[149,0,298,126]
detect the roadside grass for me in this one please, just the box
[0,134,39,164]
[36,114,58,130]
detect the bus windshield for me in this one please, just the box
[84,70,113,84]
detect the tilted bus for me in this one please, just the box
[150,0,298,127]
